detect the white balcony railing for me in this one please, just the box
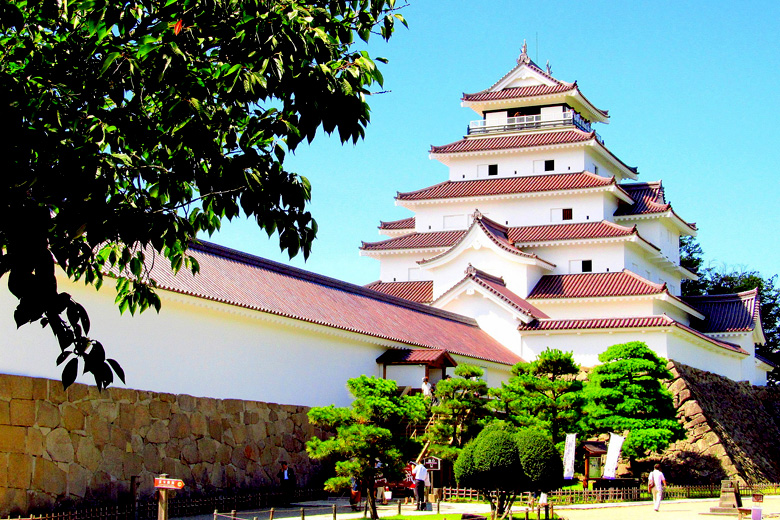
[468,111,599,141]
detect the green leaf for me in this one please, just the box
[62,358,79,389]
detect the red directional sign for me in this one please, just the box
[154,478,185,490]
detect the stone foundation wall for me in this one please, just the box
[659,361,780,484]
[0,374,326,516]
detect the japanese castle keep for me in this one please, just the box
[360,44,769,386]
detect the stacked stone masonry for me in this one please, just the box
[662,361,780,484]
[0,374,325,517]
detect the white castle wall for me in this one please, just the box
[440,293,525,360]
[526,241,626,276]
[529,298,657,320]
[666,335,745,382]
[446,148,586,182]
[411,191,614,233]
[377,252,432,282]
[1,277,398,408]
[425,247,544,300]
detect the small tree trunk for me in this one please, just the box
[367,486,379,520]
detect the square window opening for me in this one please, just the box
[544,159,555,171]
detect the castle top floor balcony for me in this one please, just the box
[468,110,602,144]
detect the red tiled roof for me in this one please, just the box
[683,289,761,333]
[379,217,415,230]
[363,220,636,254]
[365,280,433,304]
[462,83,574,102]
[517,315,748,355]
[146,241,522,366]
[361,231,465,251]
[463,266,548,319]
[396,172,615,201]
[430,130,594,155]
[376,348,457,367]
[614,182,670,216]
[509,221,635,244]
[528,271,665,299]
[614,181,697,230]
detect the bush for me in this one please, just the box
[454,423,563,518]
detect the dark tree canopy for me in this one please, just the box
[680,237,779,382]
[583,341,683,461]
[0,0,406,388]
[491,348,585,445]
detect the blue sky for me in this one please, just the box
[210,1,780,285]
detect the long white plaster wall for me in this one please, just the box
[439,292,524,360]
[425,247,538,300]
[520,330,673,368]
[666,334,745,382]
[529,298,657,320]
[445,147,586,182]
[375,252,434,282]
[411,191,613,233]
[526,241,626,276]
[0,277,389,408]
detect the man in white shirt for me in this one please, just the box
[421,377,433,398]
[648,463,666,511]
[412,461,428,510]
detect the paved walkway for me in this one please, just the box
[175,496,780,520]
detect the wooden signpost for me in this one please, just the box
[154,474,185,520]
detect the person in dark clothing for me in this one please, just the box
[277,461,296,506]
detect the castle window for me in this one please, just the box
[545,160,555,171]
[551,208,574,222]
[477,164,499,178]
[569,260,593,274]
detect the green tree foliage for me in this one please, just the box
[426,364,489,460]
[583,342,683,461]
[307,376,425,520]
[0,0,406,389]
[491,348,585,445]
[680,237,779,381]
[454,422,562,519]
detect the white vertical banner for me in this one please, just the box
[562,433,577,479]
[602,433,624,479]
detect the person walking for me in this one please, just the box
[277,461,296,506]
[648,463,666,511]
[412,460,428,511]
